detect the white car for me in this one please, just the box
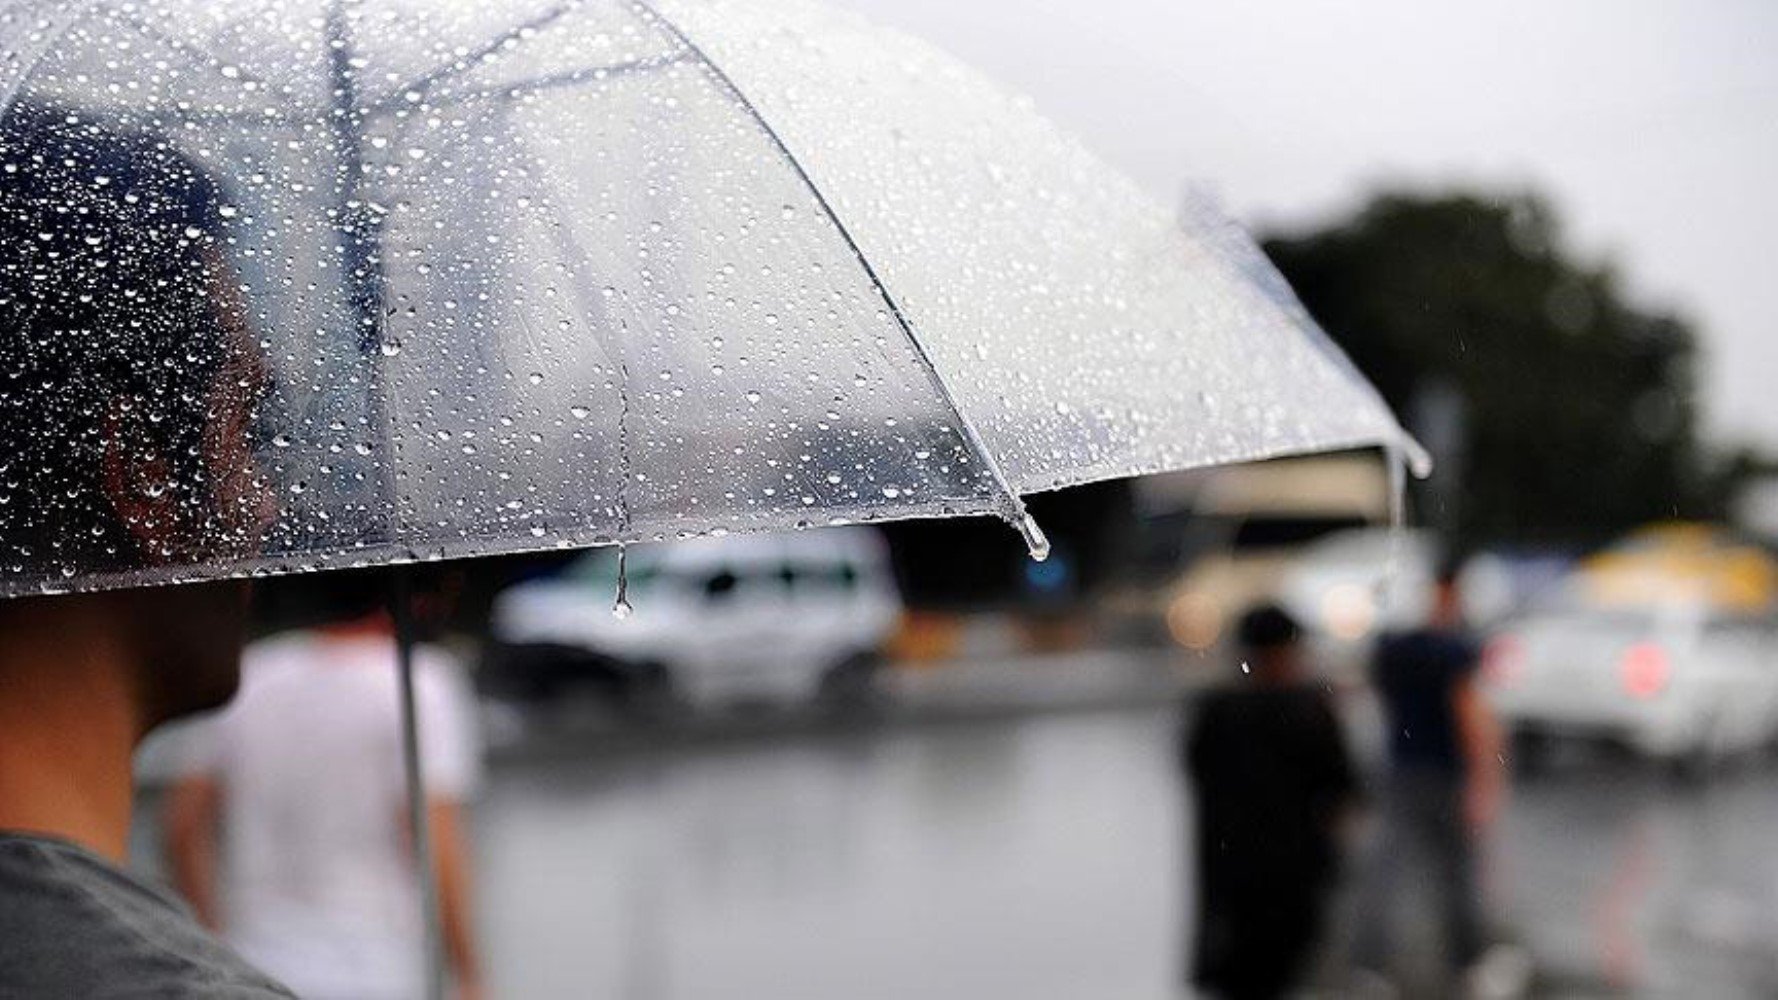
[1485,601,1778,765]
[489,527,901,707]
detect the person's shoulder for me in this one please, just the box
[1444,630,1483,670]
[1189,685,1241,728]
[416,640,467,674]
[1273,680,1337,718]
[1284,679,1336,705]
[1195,683,1250,711]
[242,630,321,676]
[1372,630,1415,672]
[0,835,295,998]
[414,642,474,695]
[1453,628,1483,654]
[1378,627,1469,658]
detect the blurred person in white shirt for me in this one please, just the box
[164,572,484,1000]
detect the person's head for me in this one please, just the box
[1429,558,1466,630]
[0,102,268,727]
[1235,603,1304,682]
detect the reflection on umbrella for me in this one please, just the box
[0,0,1420,994]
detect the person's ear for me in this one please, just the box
[98,398,180,561]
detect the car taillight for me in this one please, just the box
[1619,642,1670,699]
[1482,636,1524,687]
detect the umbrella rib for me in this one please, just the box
[163,51,691,128]
[413,49,692,108]
[62,5,674,130]
[634,1,1046,554]
[0,0,98,115]
[104,8,279,97]
[362,1,578,118]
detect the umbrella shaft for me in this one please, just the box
[391,567,446,1000]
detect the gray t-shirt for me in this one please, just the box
[0,833,294,999]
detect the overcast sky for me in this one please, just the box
[834,0,1778,449]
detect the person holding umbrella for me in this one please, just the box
[0,2,1427,996]
[0,104,292,996]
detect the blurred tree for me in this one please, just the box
[1264,190,1721,548]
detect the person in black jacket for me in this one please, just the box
[1185,604,1358,1000]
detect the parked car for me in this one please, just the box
[1483,525,1778,767]
[1486,602,1778,767]
[487,527,901,707]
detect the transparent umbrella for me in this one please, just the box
[0,0,1419,600]
[0,0,1420,992]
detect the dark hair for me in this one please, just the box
[1235,603,1301,652]
[0,103,231,576]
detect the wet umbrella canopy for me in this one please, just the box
[0,0,1415,598]
[0,3,1426,996]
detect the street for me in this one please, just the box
[471,682,1778,999]
[476,699,1185,1000]
[1497,752,1778,997]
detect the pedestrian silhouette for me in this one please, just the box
[1351,563,1506,992]
[1185,604,1358,999]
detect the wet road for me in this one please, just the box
[476,707,1186,1000]
[474,702,1778,999]
[1497,752,1778,997]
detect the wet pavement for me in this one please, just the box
[1497,751,1778,997]
[476,704,1186,1000]
[126,655,1778,998]
[474,691,1778,999]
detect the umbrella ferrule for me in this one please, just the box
[1009,506,1050,563]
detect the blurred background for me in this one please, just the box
[133,1,1778,996]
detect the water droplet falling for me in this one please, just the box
[611,544,632,619]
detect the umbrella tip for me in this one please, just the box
[1014,511,1050,562]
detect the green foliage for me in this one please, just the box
[1263,190,1717,548]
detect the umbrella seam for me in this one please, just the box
[0,0,100,115]
[633,0,1034,534]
